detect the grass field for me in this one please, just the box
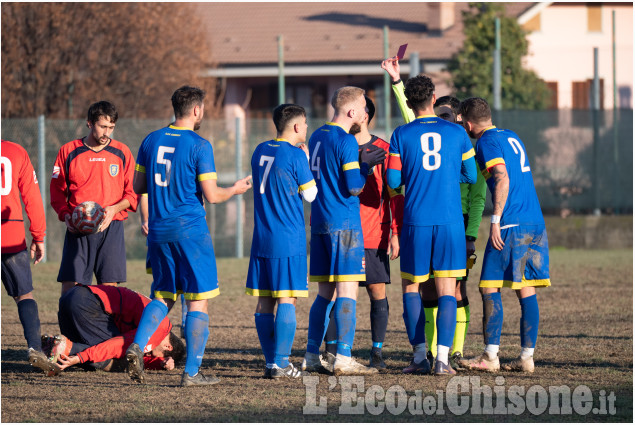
[1,249,632,422]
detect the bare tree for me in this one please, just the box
[2,3,215,118]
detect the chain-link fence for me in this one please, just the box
[2,109,632,261]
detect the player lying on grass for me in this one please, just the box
[45,284,184,374]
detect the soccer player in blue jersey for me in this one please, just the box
[458,97,550,373]
[247,104,317,380]
[302,86,386,376]
[126,86,252,386]
[386,75,477,375]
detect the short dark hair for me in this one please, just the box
[163,332,186,364]
[171,86,206,119]
[459,97,492,124]
[364,96,375,125]
[404,75,435,111]
[87,101,118,124]
[272,104,306,133]
[434,96,461,116]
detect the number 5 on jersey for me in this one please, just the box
[155,146,175,187]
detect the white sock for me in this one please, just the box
[437,345,450,364]
[267,363,275,369]
[520,347,534,359]
[413,343,427,363]
[485,344,499,360]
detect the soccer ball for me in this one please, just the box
[72,201,105,234]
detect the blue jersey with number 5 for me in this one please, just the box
[135,124,216,243]
[250,139,315,258]
[475,127,544,227]
[389,115,475,226]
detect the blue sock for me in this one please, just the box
[133,299,169,349]
[324,308,338,356]
[274,303,296,368]
[254,313,275,365]
[306,295,335,354]
[436,295,457,348]
[402,292,426,346]
[519,294,540,348]
[482,292,504,345]
[181,295,188,329]
[334,297,356,357]
[184,311,210,377]
[370,297,389,349]
[17,299,41,351]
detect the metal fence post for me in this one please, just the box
[235,116,244,258]
[37,115,47,263]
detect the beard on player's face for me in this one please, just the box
[349,123,361,135]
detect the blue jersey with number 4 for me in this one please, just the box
[389,115,475,226]
[308,123,363,234]
[135,124,216,243]
[475,127,544,227]
[251,139,315,258]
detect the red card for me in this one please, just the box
[397,44,408,60]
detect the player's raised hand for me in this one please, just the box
[233,175,253,195]
[360,144,387,169]
[381,56,401,82]
[30,240,45,265]
[297,143,310,161]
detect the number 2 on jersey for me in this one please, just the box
[507,138,530,172]
[155,146,175,187]
[259,155,274,194]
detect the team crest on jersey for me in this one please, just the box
[52,166,60,179]
[109,164,119,177]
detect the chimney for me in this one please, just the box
[428,2,456,36]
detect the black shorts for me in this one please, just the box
[359,248,391,286]
[57,220,127,284]
[1,249,33,297]
[58,285,120,348]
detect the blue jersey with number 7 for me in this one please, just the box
[475,126,544,227]
[135,124,216,243]
[250,139,315,258]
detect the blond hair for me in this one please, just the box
[331,86,365,113]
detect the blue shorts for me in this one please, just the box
[148,232,219,301]
[400,222,466,283]
[57,220,126,284]
[246,256,308,298]
[1,250,33,297]
[309,230,365,282]
[480,224,551,289]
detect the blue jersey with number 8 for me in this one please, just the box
[475,127,544,227]
[135,125,216,243]
[389,115,475,226]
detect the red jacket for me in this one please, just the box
[1,140,46,253]
[74,285,172,369]
[50,138,138,221]
[359,136,404,250]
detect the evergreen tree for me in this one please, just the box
[448,3,551,109]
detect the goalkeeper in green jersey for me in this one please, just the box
[382,56,486,371]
